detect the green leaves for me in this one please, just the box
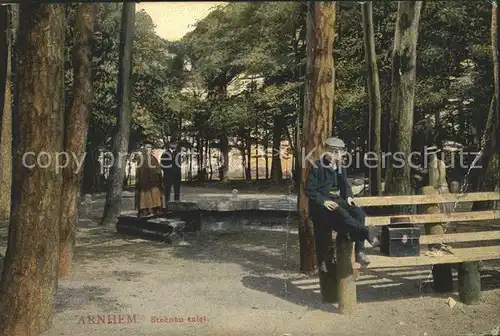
[79,4,186,149]
[79,0,495,157]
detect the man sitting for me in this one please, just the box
[305,137,379,267]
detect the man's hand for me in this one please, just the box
[324,200,339,211]
[347,197,355,206]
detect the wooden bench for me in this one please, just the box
[317,191,500,314]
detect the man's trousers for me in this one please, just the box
[164,178,180,202]
[310,197,368,265]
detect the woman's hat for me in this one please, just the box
[442,140,463,152]
[426,145,441,154]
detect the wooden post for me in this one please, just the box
[317,236,338,303]
[458,262,481,305]
[420,185,454,292]
[336,235,356,314]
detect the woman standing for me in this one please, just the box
[135,142,164,217]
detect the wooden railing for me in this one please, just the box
[355,191,499,207]
[366,210,500,226]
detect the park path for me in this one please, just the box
[39,220,499,336]
[48,201,500,335]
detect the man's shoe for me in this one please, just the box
[320,261,328,273]
[367,226,380,248]
[355,252,371,266]
[370,237,380,248]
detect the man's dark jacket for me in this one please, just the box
[305,157,353,211]
[160,149,181,181]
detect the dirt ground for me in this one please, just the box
[0,187,499,336]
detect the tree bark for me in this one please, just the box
[208,141,213,180]
[265,134,270,179]
[0,4,65,335]
[0,5,12,221]
[270,114,284,183]
[298,1,336,274]
[219,135,229,181]
[385,1,423,202]
[189,148,193,181]
[240,143,246,179]
[0,6,7,126]
[100,3,135,225]
[204,138,208,170]
[495,2,499,155]
[246,134,252,180]
[255,125,259,180]
[59,4,94,276]
[298,0,317,275]
[81,142,98,194]
[361,2,382,197]
[196,136,203,181]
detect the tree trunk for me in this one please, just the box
[189,148,193,181]
[81,142,97,194]
[204,138,209,170]
[239,144,245,179]
[100,3,135,225]
[59,4,94,277]
[219,135,229,181]
[0,5,12,221]
[196,137,204,181]
[384,1,423,202]
[265,136,269,179]
[495,2,499,156]
[294,13,305,194]
[0,5,7,126]
[270,115,284,183]
[298,1,336,274]
[434,110,440,145]
[0,4,65,335]
[361,2,382,197]
[255,126,259,180]
[208,141,213,180]
[246,134,252,180]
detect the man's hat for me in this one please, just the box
[325,137,345,149]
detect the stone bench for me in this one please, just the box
[116,211,187,243]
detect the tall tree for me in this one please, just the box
[473,1,500,209]
[59,4,95,276]
[298,1,336,274]
[496,1,500,151]
[100,3,135,226]
[0,4,65,335]
[384,1,423,198]
[361,2,382,196]
[0,5,12,221]
[484,1,499,157]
